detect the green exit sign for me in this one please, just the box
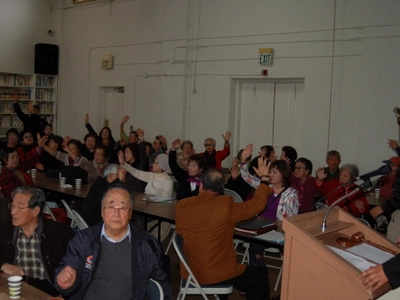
[258,48,273,65]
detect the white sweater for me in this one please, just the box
[124,163,174,198]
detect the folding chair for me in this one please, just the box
[61,199,77,228]
[43,202,57,221]
[173,234,233,300]
[147,278,164,300]
[72,210,89,230]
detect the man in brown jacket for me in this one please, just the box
[176,153,272,300]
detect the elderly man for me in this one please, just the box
[176,149,272,300]
[200,131,231,170]
[82,164,126,226]
[0,186,75,296]
[55,183,172,299]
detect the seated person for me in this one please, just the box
[0,148,35,200]
[323,150,341,182]
[42,137,88,168]
[200,131,231,170]
[316,163,370,217]
[176,152,272,299]
[280,145,297,171]
[119,115,139,145]
[375,156,400,197]
[35,135,65,172]
[149,135,168,166]
[0,128,19,153]
[16,130,42,172]
[55,183,172,299]
[84,113,116,151]
[240,146,299,266]
[82,164,126,226]
[291,157,319,213]
[176,140,195,171]
[0,186,75,296]
[81,133,97,161]
[119,151,174,198]
[169,139,209,200]
[82,145,110,182]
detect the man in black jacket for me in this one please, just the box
[0,186,75,296]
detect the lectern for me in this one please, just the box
[281,207,399,299]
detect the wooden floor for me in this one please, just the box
[161,232,281,299]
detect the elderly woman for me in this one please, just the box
[119,151,174,198]
[42,138,87,168]
[0,148,34,200]
[315,163,370,217]
[169,138,209,200]
[176,140,195,171]
[16,130,43,172]
[83,145,110,182]
[200,131,231,170]
[291,157,319,213]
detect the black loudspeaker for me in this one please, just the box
[34,43,59,75]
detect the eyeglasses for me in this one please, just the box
[8,203,30,213]
[204,144,214,147]
[103,206,130,214]
[294,167,306,170]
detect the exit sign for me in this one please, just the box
[259,48,273,65]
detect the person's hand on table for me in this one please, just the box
[360,264,389,291]
[1,263,24,276]
[370,205,384,219]
[57,266,76,290]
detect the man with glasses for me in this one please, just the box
[200,131,231,170]
[55,183,172,299]
[0,186,75,296]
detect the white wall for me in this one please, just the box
[2,0,400,174]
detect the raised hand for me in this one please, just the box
[37,133,48,148]
[222,131,232,142]
[136,128,144,138]
[252,157,270,178]
[229,157,240,180]
[158,134,167,146]
[388,139,399,150]
[56,266,77,290]
[85,113,89,125]
[316,167,327,181]
[172,139,181,150]
[120,115,129,125]
[258,148,267,157]
[117,150,125,165]
[241,144,253,163]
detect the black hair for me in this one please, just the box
[281,145,297,171]
[188,154,209,173]
[6,128,19,139]
[94,144,111,160]
[67,139,83,155]
[296,157,313,175]
[270,160,292,188]
[2,147,18,165]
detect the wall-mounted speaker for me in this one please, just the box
[34,43,59,75]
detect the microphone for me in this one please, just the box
[356,165,392,181]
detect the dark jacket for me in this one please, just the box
[13,102,48,137]
[381,146,400,214]
[54,222,172,300]
[0,217,75,295]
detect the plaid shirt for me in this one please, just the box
[16,226,46,280]
[16,146,41,172]
[0,166,34,200]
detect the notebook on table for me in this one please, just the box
[235,218,277,235]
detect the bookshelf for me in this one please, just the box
[0,72,57,136]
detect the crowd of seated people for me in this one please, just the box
[2,107,395,299]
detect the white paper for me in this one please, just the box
[346,243,395,265]
[328,246,377,272]
[254,230,285,244]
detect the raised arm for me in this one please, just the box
[239,144,261,189]
[120,115,129,142]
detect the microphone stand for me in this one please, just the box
[321,187,360,232]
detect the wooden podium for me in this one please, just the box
[281,207,399,300]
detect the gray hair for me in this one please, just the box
[326,150,341,161]
[103,164,120,178]
[340,163,359,179]
[11,186,46,215]
[101,183,135,207]
[204,138,216,146]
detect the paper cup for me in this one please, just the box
[8,276,22,298]
[60,177,66,186]
[75,178,82,189]
[31,168,37,178]
[374,188,380,199]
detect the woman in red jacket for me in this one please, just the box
[315,163,370,217]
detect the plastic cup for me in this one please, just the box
[75,178,82,189]
[7,275,22,298]
[31,168,37,178]
[60,177,66,186]
[374,188,380,199]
